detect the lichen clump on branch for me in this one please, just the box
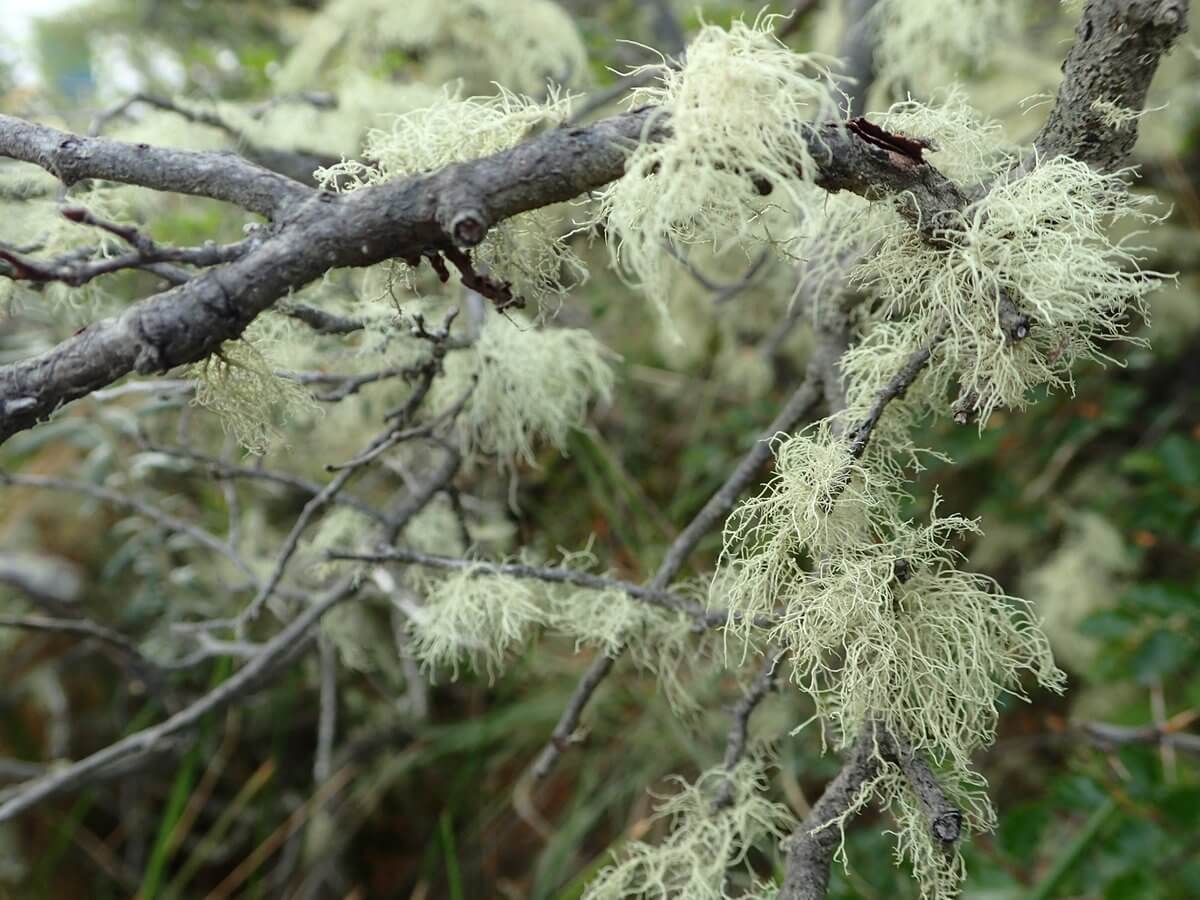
[592,14,837,323]
[317,88,585,310]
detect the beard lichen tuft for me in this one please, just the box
[186,321,321,455]
[1024,512,1134,672]
[583,758,794,900]
[429,311,615,472]
[718,424,1065,896]
[849,155,1166,426]
[317,87,585,309]
[592,14,837,325]
[873,0,1015,93]
[406,568,547,683]
[275,0,587,96]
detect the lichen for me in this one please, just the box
[592,14,837,324]
[429,311,615,471]
[848,155,1166,427]
[317,87,585,309]
[406,568,547,682]
[1024,512,1134,672]
[186,319,322,455]
[274,0,588,96]
[872,0,1016,92]
[719,424,1065,896]
[583,759,794,900]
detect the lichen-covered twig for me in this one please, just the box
[0,207,251,287]
[713,646,784,810]
[1033,0,1189,169]
[780,725,883,900]
[530,367,825,780]
[327,547,718,623]
[777,3,1189,894]
[0,105,990,445]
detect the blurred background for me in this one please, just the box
[0,1,1198,898]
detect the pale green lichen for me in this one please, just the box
[1090,97,1164,131]
[1024,512,1134,672]
[721,425,904,609]
[583,759,794,900]
[274,0,588,96]
[544,555,705,715]
[850,762,980,900]
[718,423,1064,897]
[318,88,585,309]
[593,15,837,323]
[429,311,615,471]
[849,155,1166,426]
[872,0,1016,92]
[874,88,1015,185]
[186,320,322,455]
[406,568,547,681]
[402,544,706,706]
[790,191,876,319]
[323,598,386,673]
[0,183,138,313]
[303,506,375,581]
[722,429,1063,765]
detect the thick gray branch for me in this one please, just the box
[1034,0,1189,169]
[0,113,311,218]
[0,109,970,446]
[779,724,961,899]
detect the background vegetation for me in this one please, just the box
[0,1,1197,898]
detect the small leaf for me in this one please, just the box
[1130,629,1193,684]
[1157,434,1200,487]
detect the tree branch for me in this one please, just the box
[1033,0,1189,169]
[0,581,357,822]
[780,725,882,900]
[530,367,825,780]
[0,113,311,218]
[0,109,975,447]
[714,646,784,810]
[327,546,717,623]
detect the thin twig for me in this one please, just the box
[0,581,357,821]
[328,547,717,623]
[714,646,784,810]
[530,367,824,779]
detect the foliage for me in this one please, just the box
[0,1,1197,899]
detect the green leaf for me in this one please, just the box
[1103,869,1157,900]
[1079,610,1137,640]
[1130,629,1193,683]
[1160,786,1200,827]
[997,802,1049,863]
[1122,583,1199,618]
[1157,433,1200,487]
